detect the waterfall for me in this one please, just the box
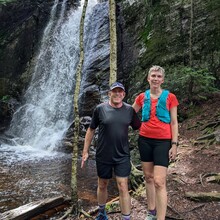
[1,0,98,161]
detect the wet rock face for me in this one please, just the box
[0,0,54,98]
[0,98,19,131]
[78,1,126,117]
[79,2,110,117]
[0,0,55,131]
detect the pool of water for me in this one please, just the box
[0,145,118,214]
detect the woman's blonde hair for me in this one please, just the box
[148,65,165,77]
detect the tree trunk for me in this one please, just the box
[189,0,193,67]
[71,0,88,212]
[109,0,117,85]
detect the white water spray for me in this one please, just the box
[1,0,97,161]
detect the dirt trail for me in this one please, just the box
[85,95,220,220]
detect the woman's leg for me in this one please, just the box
[142,162,156,211]
[154,165,168,220]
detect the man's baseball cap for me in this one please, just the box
[110,82,125,91]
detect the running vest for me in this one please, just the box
[142,89,171,123]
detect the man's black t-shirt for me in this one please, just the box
[90,102,141,164]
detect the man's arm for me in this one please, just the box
[81,127,95,168]
[131,109,141,130]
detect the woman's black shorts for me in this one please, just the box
[138,136,171,167]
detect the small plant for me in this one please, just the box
[105,201,120,213]
[0,95,10,102]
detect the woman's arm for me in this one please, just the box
[132,102,142,113]
[169,106,178,161]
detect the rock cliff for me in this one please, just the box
[0,0,55,97]
[0,0,55,127]
[0,0,219,128]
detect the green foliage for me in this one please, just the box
[164,66,218,102]
[0,95,10,102]
[0,0,16,4]
[141,14,153,45]
[105,201,120,213]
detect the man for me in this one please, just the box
[81,82,141,220]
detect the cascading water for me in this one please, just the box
[0,1,118,214]
[0,0,97,161]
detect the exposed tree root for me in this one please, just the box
[130,162,144,190]
[185,191,220,202]
[199,172,220,186]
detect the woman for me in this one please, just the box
[132,65,179,220]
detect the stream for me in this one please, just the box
[0,0,116,214]
[0,150,118,213]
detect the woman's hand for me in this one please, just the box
[169,145,177,161]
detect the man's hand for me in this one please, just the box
[81,151,89,168]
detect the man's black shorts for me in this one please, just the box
[138,136,171,167]
[96,160,131,179]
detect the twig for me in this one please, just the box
[79,208,94,219]
[199,173,205,187]
[107,210,121,214]
[165,215,184,220]
[180,204,205,214]
[167,204,182,217]
[57,205,73,220]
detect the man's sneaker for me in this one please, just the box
[95,211,108,220]
[145,212,157,220]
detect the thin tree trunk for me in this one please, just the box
[189,0,193,67]
[109,0,117,85]
[71,0,88,212]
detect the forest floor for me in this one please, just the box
[67,93,220,220]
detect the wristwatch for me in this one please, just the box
[171,141,179,146]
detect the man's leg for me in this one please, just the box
[97,177,109,207]
[154,165,168,220]
[95,177,109,219]
[116,176,131,219]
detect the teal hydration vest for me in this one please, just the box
[142,89,171,123]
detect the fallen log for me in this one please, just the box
[0,196,70,220]
[185,191,220,202]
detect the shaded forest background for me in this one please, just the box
[0,0,219,125]
[0,0,219,219]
